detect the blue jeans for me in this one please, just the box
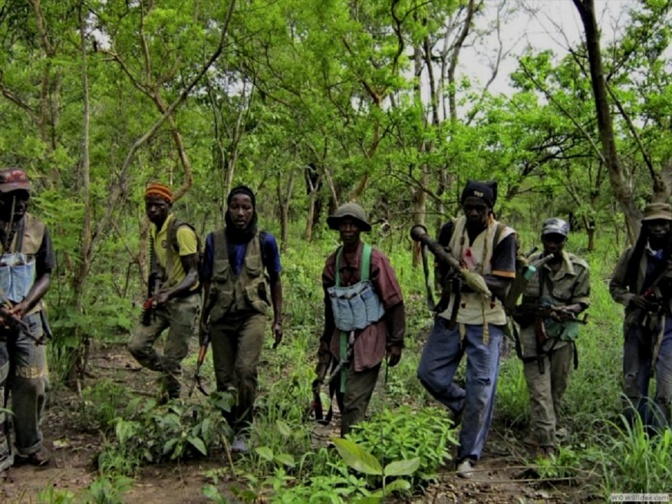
[623,316,672,429]
[417,317,503,461]
[0,312,48,464]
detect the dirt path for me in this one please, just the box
[1,345,589,503]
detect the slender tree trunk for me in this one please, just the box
[412,44,428,268]
[304,172,321,243]
[278,169,295,251]
[573,0,640,241]
[67,1,92,389]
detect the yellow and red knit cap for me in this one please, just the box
[144,182,173,203]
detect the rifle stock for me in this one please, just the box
[188,339,209,397]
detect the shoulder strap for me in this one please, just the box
[334,243,372,287]
[361,243,372,282]
[169,217,193,252]
[334,246,343,288]
[494,222,506,245]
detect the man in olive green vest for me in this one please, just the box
[0,168,55,470]
[200,186,283,453]
[128,183,201,401]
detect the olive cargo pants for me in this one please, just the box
[128,293,201,398]
[209,312,267,431]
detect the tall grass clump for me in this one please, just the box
[597,415,672,495]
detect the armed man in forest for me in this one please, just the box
[199,186,283,454]
[416,180,516,479]
[315,203,405,438]
[0,168,55,470]
[514,218,590,458]
[128,183,201,402]
[610,202,672,430]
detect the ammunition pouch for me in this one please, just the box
[327,280,384,332]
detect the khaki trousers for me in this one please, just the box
[523,341,573,448]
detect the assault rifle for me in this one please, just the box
[188,331,210,397]
[310,342,354,425]
[0,287,30,335]
[516,301,587,373]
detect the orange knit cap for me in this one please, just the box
[145,183,173,203]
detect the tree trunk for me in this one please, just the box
[65,2,93,391]
[278,168,295,251]
[573,0,641,241]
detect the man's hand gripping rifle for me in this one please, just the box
[410,225,491,327]
[311,337,354,424]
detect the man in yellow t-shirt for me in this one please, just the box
[128,183,201,401]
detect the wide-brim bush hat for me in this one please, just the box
[327,202,372,232]
[642,202,672,221]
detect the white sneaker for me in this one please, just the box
[456,459,475,479]
[231,437,248,454]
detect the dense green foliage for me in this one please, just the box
[2,0,672,501]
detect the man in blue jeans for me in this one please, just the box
[417,180,516,478]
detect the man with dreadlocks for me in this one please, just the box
[610,202,672,429]
[128,183,201,402]
[0,168,55,469]
[417,180,517,479]
[200,186,283,453]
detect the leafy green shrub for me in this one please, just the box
[98,393,234,475]
[83,475,133,504]
[348,405,457,485]
[271,459,372,504]
[78,380,134,433]
[495,356,529,427]
[36,486,75,504]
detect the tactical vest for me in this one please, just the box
[0,213,45,310]
[440,216,513,326]
[327,243,384,332]
[522,251,583,341]
[208,229,270,322]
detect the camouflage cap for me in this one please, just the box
[541,217,570,237]
[0,168,31,193]
[642,202,672,221]
[326,202,371,232]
